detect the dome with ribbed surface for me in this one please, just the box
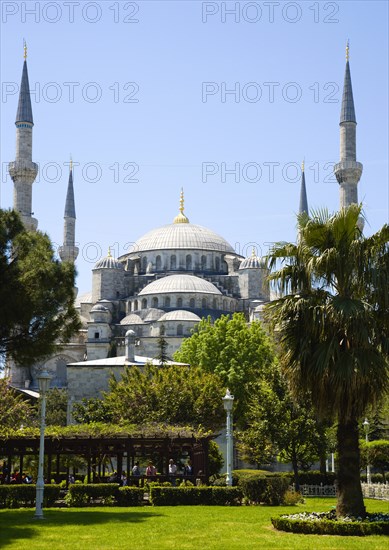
[94,252,124,270]
[120,314,144,325]
[138,275,222,296]
[158,310,201,322]
[239,249,264,270]
[132,223,234,254]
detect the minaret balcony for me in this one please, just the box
[334,160,363,184]
[8,160,38,183]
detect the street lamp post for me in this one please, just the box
[363,418,371,485]
[222,389,234,487]
[34,370,51,519]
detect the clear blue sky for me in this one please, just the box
[1,1,388,294]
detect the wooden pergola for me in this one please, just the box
[0,430,212,486]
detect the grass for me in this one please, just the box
[0,499,387,549]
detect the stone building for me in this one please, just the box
[6,44,363,407]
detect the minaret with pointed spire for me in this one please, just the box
[59,159,79,263]
[334,42,363,219]
[299,160,309,215]
[8,42,38,231]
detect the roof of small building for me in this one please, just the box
[75,291,92,307]
[158,310,202,322]
[138,274,222,296]
[239,249,264,270]
[90,304,109,313]
[67,355,187,367]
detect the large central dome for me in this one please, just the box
[133,222,235,254]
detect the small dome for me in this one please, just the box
[139,275,222,296]
[94,249,124,270]
[143,308,165,321]
[158,310,201,322]
[75,291,92,307]
[90,304,109,313]
[239,249,264,270]
[120,314,145,325]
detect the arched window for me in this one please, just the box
[201,298,207,309]
[128,302,132,312]
[230,302,234,311]
[186,254,192,270]
[170,255,176,270]
[134,300,138,311]
[177,297,183,308]
[215,257,220,272]
[141,256,147,272]
[223,299,228,310]
[201,255,207,270]
[160,324,165,336]
[141,298,147,309]
[164,296,171,307]
[156,255,162,271]
[189,298,195,308]
[177,324,183,336]
[212,298,217,309]
[152,297,159,308]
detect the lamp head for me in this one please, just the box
[222,388,234,412]
[37,370,51,395]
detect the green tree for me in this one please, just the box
[266,205,389,517]
[360,440,389,481]
[237,370,326,489]
[0,378,35,428]
[40,388,68,426]
[155,336,170,366]
[174,313,276,423]
[104,365,225,431]
[72,397,115,424]
[0,210,80,364]
[208,440,224,477]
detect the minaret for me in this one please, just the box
[8,42,38,231]
[299,160,309,216]
[334,42,363,220]
[59,159,79,263]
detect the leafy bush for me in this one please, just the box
[232,469,273,484]
[0,484,60,508]
[116,487,144,506]
[293,471,337,486]
[360,473,385,483]
[282,490,304,506]
[239,475,290,505]
[271,516,389,536]
[65,483,119,507]
[149,487,242,506]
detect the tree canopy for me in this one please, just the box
[82,364,226,431]
[174,313,276,423]
[0,378,35,428]
[265,205,389,517]
[0,209,80,365]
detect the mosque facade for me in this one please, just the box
[6,44,363,409]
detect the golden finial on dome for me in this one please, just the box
[251,247,256,257]
[346,39,349,62]
[173,188,189,224]
[23,39,27,60]
[70,156,73,171]
[302,159,305,172]
[107,246,112,258]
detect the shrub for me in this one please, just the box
[240,475,290,505]
[271,517,389,536]
[295,471,337,486]
[0,484,60,509]
[360,473,385,483]
[65,483,119,507]
[116,487,144,506]
[149,487,242,506]
[232,469,273,485]
[282,490,304,506]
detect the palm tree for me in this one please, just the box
[265,205,389,517]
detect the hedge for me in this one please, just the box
[240,475,290,505]
[0,484,61,508]
[116,487,144,506]
[149,487,242,506]
[271,517,389,536]
[65,483,120,506]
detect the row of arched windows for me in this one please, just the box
[129,296,236,312]
[139,254,224,272]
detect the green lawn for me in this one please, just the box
[0,499,387,549]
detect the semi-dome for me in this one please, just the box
[239,249,264,270]
[158,310,201,322]
[90,304,109,312]
[120,314,145,325]
[94,248,124,270]
[138,275,222,296]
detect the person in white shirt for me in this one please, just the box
[168,458,177,486]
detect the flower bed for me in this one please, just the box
[272,510,389,536]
